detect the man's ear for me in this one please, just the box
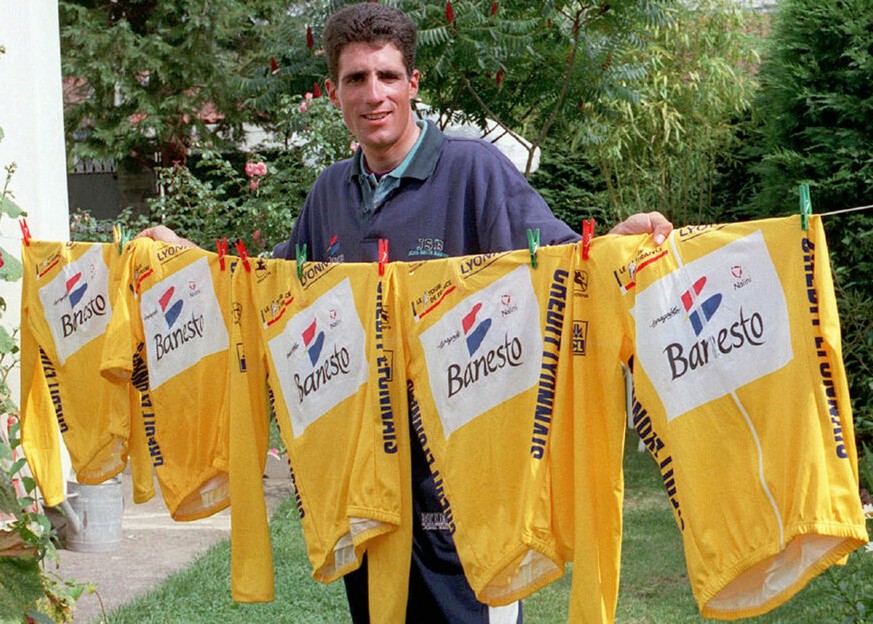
[408,69,420,99]
[325,79,341,108]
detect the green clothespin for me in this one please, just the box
[295,243,307,281]
[799,183,812,231]
[526,228,540,269]
[113,224,132,254]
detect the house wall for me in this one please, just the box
[0,1,74,487]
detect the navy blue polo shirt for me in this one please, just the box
[274,120,578,624]
[273,120,578,264]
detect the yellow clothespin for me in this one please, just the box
[527,228,540,269]
[799,183,812,231]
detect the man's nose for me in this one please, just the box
[365,75,384,100]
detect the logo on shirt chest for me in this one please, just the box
[326,234,345,263]
[408,237,448,258]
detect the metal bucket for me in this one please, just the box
[63,477,123,553]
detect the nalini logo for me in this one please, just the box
[461,303,491,356]
[499,293,519,317]
[681,276,722,336]
[66,273,87,308]
[302,318,325,366]
[158,286,184,329]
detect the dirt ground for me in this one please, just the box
[52,455,292,624]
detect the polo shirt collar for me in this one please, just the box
[347,119,445,184]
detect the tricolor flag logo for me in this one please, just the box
[328,234,341,258]
[159,286,184,329]
[66,272,88,308]
[462,303,491,356]
[681,276,722,336]
[302,318,325,366]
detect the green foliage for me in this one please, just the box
[137,93,351,252]
[858,443,873,498]
[751,0,873,448]
[753,0,873,214]
[579,0,763,225]
[411,0,675,177]
[529,148,616,230]
[823,547,873,624]
[832,223,873,449]
[0,166,24,288]
[59,0,305,172]
[69,207,143,244]
[0,557,44,622]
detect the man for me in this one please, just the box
[142,4,671,621]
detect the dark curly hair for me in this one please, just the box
[323,3,417,81]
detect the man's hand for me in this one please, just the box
[608,211,673,246]
[135,225,200,249]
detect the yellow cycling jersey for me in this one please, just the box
[20,241,136,506]
[602,215,869,620]
[231,257,404,593]
[549,240,629,624]
[101,239,232,521]
[396,245,579,607]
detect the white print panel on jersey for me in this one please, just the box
[38,243,112,366]
[268,277,369,437]
[631,230,793,421]
[140,256,229,389]
[418,265,542,438]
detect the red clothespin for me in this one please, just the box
[19,218,31,246]
[581,218,595,260]
[216,237,228,271]
[234,239,251,272]
[378,238,389,276]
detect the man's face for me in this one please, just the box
[325,41,420,167]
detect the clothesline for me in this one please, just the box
[818,203,873,217]
[2,204,871,248]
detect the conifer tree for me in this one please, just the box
[754,0,873,448]
[59,0,312,172]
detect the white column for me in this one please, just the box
[0,1,73,487]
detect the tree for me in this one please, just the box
[753,0,873,213]
[579,0,763,225]
[751,0,873,452]
[59,0,311,172]
[410,0,674,178]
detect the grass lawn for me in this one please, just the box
[99,434,872,623]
